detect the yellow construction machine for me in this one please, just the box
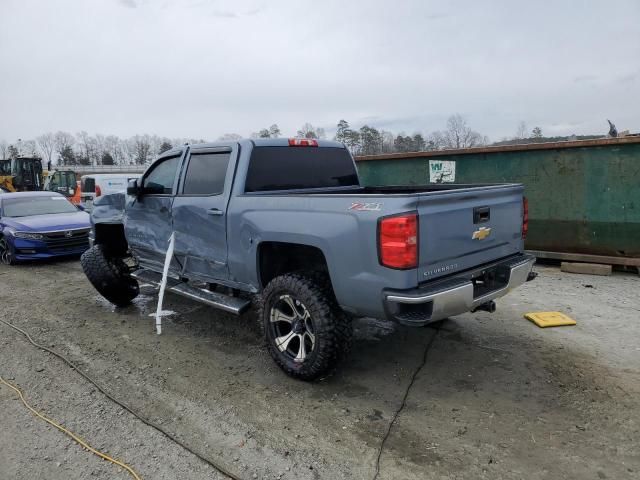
[0,158,77,196]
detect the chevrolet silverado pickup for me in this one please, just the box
[81,138,535,380]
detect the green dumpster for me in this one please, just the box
[356,137,640,263]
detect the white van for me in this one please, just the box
[81,174,140,210]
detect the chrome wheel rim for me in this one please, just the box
[269,294,316,363]
[0,239,11,265]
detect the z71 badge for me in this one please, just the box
[349,202,382,212]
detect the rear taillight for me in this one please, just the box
[378,212,418,269]
[95,185,102,197]
[288,138,318,147]
[522,197,529,239]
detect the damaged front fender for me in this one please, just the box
[91,192,127,225]
[90,192,130,255]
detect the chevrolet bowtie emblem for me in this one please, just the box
[472,226,492,240]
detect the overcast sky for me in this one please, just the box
[1,0,639,142]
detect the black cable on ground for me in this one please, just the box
[0,318,242,480]
[372,324,441,480]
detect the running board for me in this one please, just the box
[131,269,250,315]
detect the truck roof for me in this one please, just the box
[161,138,345,157]
[80,173,141,180]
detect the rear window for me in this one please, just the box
[245,147,359,192]
[81,177,95,193]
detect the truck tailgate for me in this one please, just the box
[417,185,524,282]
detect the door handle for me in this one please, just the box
[207,208,224,216]
[473,206,490,223]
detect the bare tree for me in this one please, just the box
[380,130,394,153]
[147,135,163,159]
[21,139,38,157]
[37,133,56,166]
[442,114,485,149]
[515,121,528,139]
[344,129,361,155]
[103,135,125,164]
[132,134,152,165]
[0,140,8,159]
[95,134,107,164]
[76,131,99,165]
[218,133,243,141]
[297,123,326,139]
[427,131,446,150]
[121,137,136,165]
[54,131,75,159]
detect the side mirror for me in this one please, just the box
[127,179,140,196]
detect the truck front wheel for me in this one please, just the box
[81,244,139,307]
[0,237,16,265]
[259,273,353,381]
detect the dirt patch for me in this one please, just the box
[1,262,639,479]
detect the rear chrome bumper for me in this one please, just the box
[384,253,536,326]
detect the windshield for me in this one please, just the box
[1,196,80,217]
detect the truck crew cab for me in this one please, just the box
[82,138,535,380]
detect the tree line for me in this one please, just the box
[333,115,489,156]
[1,115,554,166]
[0,132,202,167]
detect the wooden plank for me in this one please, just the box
[561,262,612,276]
[527,250,640,267]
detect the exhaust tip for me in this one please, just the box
[473,300,497,313]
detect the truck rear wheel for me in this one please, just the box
[258,273,353,381]
[81,244,139,307]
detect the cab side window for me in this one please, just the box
[182,152,230,195]
[144,156,180,194]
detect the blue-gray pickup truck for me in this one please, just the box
[81,138,535,380]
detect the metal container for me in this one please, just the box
[356,137,640,261]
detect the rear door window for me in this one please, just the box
[182,152,231,195]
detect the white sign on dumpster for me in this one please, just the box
[429,160,456,183]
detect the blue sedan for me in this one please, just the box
[0,191,91,265]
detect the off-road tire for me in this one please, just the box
[258,273,353,381]
[81,244,139,307]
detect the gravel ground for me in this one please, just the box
[0,259,639,479]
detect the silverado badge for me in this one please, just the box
[472,226,492,240]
